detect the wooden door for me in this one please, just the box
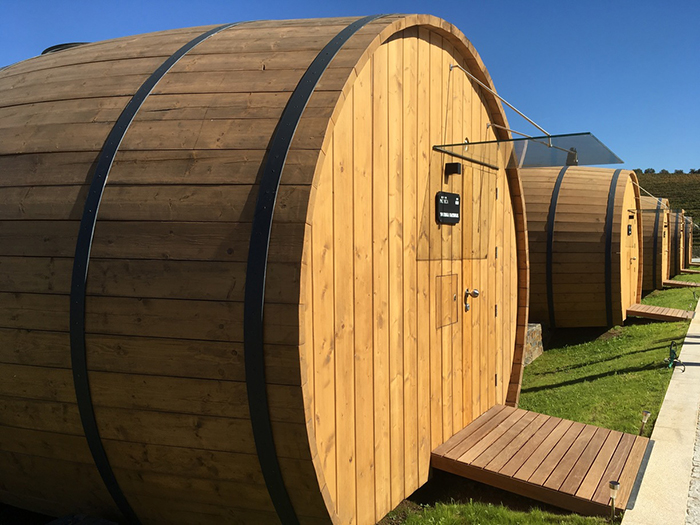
[461,162,499,420]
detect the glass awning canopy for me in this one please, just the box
[433,132,623,171]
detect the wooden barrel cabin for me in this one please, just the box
[669,210,685,277]
[639,196,670,292]
[0,15,529,525]
[685,216,694,268]
[520,167,642,328]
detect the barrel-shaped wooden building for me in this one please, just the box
[685,216,694,268]
[639,196,670,292]
[0,15,529,525]
[521,167,642,328]
[669,210,685,277]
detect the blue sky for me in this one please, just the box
[1,0,698,172]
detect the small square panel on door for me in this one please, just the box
[437,274,459,328]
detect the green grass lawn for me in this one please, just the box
[392,500,607,525]
[383,283,696,524]
[521,282,697,436]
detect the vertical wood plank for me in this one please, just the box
[352,55,375,525]
[402,26,419,496]
[474,98,486,418]
[415,27,432,484]
[428,29,443,451]
[460,59,474,426]
[372,44,391,520]
[495,164,504,404]
[450,51,464,432]
[333,75,356,524]
[312,136,337,505]
[387,33,405,507]
[486,117,497,409]
[438,37,453,443]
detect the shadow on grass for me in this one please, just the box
[543,327,610,349]
[520,362,661,394]
[533,343,671,376]
[406,469,573,516]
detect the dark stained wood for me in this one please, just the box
[559,426,610,495]
[497,415,562,478]
[484,412,550,472]
[431,405,505,457]
[591,433,636,505]
[627,303,695,321]
[512,419,575,482]
[457,409,528,464]
[663,279,700,288]
[443,406,514,460]
[541,424,596,491]
[431,405,650,516]
[470,410,539,468]
[527,421,585,486]
[575,430,623,501]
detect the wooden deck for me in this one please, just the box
[627,303,695,321]
[431,405,650,516]
[663,279,700,288]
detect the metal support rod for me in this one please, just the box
[487,122,577,157]
[450,63,551,146]
[487,122,532,138]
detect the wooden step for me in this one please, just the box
[431,405,650,517]
[663,280,700,288]
[627,303,695,322]
[681,268,700,275]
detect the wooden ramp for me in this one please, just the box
[663,279,700,288]
[627,303,695,322]
[431,405,650,516]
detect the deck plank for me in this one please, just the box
[559,426,610,495]
[616,437,650,508]
[528,421,585,486]
[576,430,623,501]
[443,406,515,460]
[481,412,548,471]
[471,410,539,468]
[591,433,636,505]
[431,405,650,516]
[457,409,528,463]
[627,303,694,321]
[663,280,700,288]
[512,419,575,482]
[431,404,505,457]
[543,424,597,490]
[497,415,561,477]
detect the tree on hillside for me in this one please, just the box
[644,168,655,174]
[659,169,670,174]
[674,169,684,174]
[634,169,643,176]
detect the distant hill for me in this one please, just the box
[637,172,699,257]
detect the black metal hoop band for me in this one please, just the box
[69,23,240,524]
[546,166,568,328]
[243,14,389,524]
[652,198,661,289]
[604,169,623,327]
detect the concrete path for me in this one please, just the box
[622,299,700,525]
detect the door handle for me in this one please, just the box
[464,288,480,312]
